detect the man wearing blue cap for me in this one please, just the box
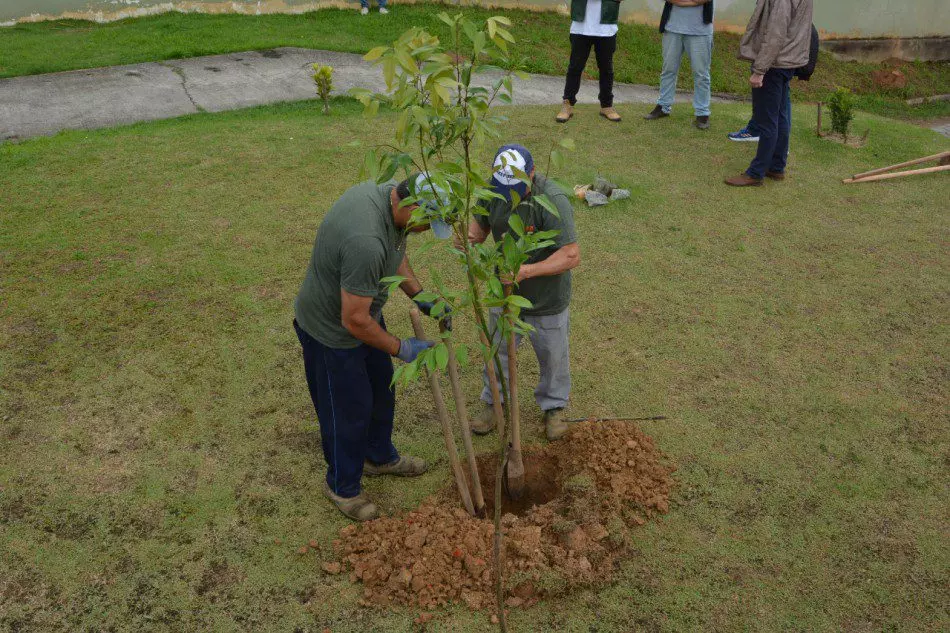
[293,173,452,521]
[465,145,581,441]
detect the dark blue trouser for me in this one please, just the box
[294,319,399,498]
[747,68,794,179]
[746,89,791,138]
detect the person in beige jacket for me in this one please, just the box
[725,0,813,187]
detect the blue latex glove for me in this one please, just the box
[396,337,434,363]
[413,297,453,331]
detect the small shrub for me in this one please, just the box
[311,64,333,114]
[827,87,855,140]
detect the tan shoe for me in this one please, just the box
[555,99,573,123]
[323,481,379,522]
[544,408,570,441]
[363,455,428,477]
[599,106,621,122]
[471,403,497,435]
[724,173,764,187]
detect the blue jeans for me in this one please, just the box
[360,0,386,7]
[658,32,713,116]
[747,68,793,179]
[294,319,399,498]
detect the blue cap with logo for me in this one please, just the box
[490,144,534,203]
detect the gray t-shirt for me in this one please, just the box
[666,5,714,37]
[476,176,577,317]
[294,181,406,349]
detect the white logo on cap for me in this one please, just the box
[492,149,527,186]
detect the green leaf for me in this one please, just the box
[434,343,449,370]
[364,46,388,62]
[508,294,533,309]
[437,12,455,28]
[508,214,525,237]
[488,277,503,298]
[533,194,560,219]
[455,343,469,367]
[559,137,576,151]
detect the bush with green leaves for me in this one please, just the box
[352,14,572,631]
[311,63,333,114]
[827,87,855,139]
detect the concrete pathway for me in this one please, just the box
[0,48,731,141]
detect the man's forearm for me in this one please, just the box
[520,244,580,281]
[396,254,423,297]
[345,315,401,355]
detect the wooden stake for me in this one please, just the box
[850,151,950,181]
[843,164,950,184]
[409,309,475,516]
[442,327,486,516]
[816,101,823,138]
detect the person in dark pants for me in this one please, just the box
[556,0,623,123]
[725,0,813,187]
[294,173,452,521]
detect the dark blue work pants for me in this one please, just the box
[294,319,399,498]
[747,68,794,179]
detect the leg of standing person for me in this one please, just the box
[527,310,572,440]
[657,31,685,115]
[294,320,376,499]
[558,34,594,122]
[769,77,792,176]
[686,33,713,128]
[363,318,399,468]
[562,34,594,107]
[745,69,793,180]
[377,0,388,14]
[593,35,621,121]
[359,0,369,15]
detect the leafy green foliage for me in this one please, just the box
[827,87,856,139]
[311,63,333,114]
[354,12,570,390]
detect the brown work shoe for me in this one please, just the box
[600,106,622,122]
[363,455,428,477]
[323,481,379,522]
[766,170,786,181]
[555,99,573,123]
[544,408,569,441]
[471,403,497,435]
[724,173,764,187]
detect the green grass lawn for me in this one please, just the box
[1,99,948,632]
[1,5,949,119]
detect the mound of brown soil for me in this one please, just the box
[327,421,675,611]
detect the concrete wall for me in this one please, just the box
[3,0,949,41]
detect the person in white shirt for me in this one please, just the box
[556,0,623,123]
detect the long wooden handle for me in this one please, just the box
[443,330,485,513]
[844,163,950,184]
[410,309,475,516]
[480,330,506,441]
[851,151,950,180]
[503,286,521,453]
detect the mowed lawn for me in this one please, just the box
[1,100,948,632]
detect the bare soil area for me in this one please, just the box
[326,421,676,613]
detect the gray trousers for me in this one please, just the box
[480,308,571,412]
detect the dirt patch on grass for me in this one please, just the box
[327,421,675,612]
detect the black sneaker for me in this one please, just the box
[694,115,710,130]
[644,105,669,120]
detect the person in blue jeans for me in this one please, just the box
[359,0,387,16]
[725,0,813,187]
[644,0,715,130]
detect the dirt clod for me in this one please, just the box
[331,421,675,610]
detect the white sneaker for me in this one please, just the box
[379,7,389,14]
[360,6,369,15]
